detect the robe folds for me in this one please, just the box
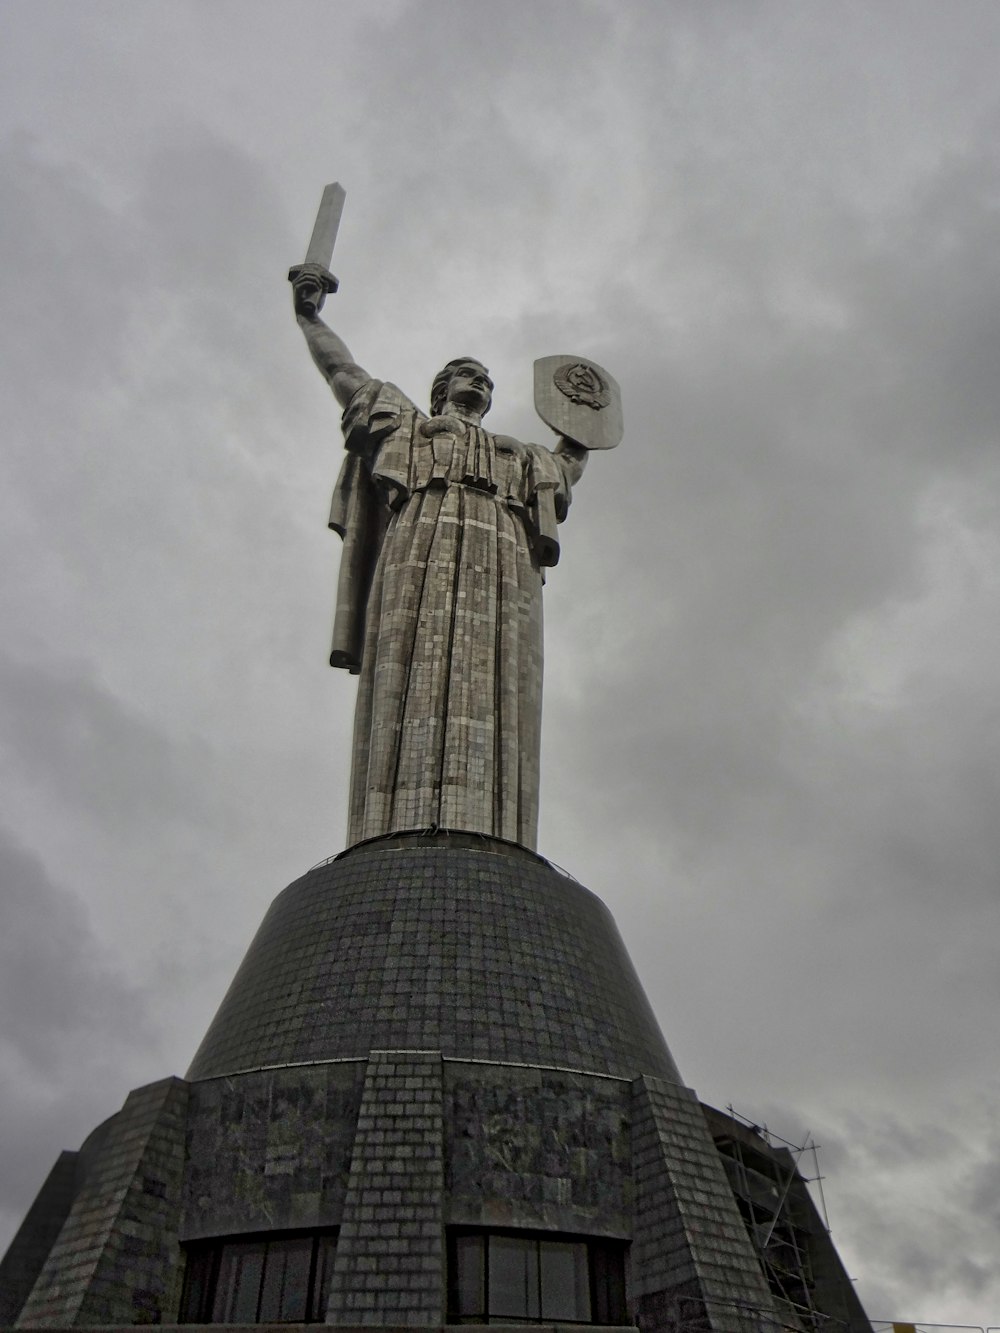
[328,379,583,850]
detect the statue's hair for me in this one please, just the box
[430,358,492,417]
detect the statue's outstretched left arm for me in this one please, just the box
[552,438,588,520]
[554,437,588,488]
[528,437,590,567]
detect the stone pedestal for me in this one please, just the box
[187,833,679,1083]
[2,835,867,1332]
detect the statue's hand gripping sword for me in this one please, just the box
[288,182,346,316]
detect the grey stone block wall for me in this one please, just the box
[2,836,869,1331]
[325,1051,445,1327]
[8,1051,868,1332]
[0,1152,80,1326]
[630,1077,779,1333]
[16,1078,188,1328]
[187,835,679,1084]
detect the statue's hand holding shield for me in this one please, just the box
[534,356,623,450]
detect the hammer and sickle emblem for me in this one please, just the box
[553,361,611,411]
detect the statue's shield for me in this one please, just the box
[533,355,623,450]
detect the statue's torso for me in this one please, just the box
[344,380,553,520]
[406,415,529,504]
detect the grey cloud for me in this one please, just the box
[0,134,138,400]
[0,651,223,831]
[847,1193,996,1313]
[0,831,150,1073]
[0,827,154,1242]
[966,1145,1000,1232]
[544,136,1000,867]
[745,1106,1000,1314]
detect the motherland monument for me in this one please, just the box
[290,182,620,851]
[0,185,871,1333]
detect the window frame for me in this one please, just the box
[179,1229,338,1324]
[446,1227,628,1326]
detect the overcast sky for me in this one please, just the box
[2,1,999,1322]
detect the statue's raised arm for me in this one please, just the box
[291,263,370,409]
[288,183,370,408]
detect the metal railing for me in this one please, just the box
[871,1321,989,1333]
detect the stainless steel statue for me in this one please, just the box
[291,185,621,850]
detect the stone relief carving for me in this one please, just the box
[553,360,612,410]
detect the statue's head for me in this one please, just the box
[431,358,493,418]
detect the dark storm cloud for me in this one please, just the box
[967,1146,1000,1232]
[0,828,153,1244]
[0,143,120,382]
[0,652,216,828]
[818,1109,1000,1315]
[545,133,1000,908]
[0,831,150,1073]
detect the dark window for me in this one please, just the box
[180,1231,336,1324]
[447,1229,627,1325]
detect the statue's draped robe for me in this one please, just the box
[329,380,582,851]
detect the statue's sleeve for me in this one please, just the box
[342,379,400,454]
[327,380,420,672]
[552,440,588,519]
[341,379,420,506]
[524,443,586,568]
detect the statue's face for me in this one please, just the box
[444,361,493,416]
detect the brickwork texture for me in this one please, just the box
[325,1051,445,1326]
[16,1079,188,1328]
[0,1152,79,1325]
[187,835,679,1083]
[631,1077,780,1333]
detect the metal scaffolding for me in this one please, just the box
[711,1107,846,1332]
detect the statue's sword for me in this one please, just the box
[288,181,346,313]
